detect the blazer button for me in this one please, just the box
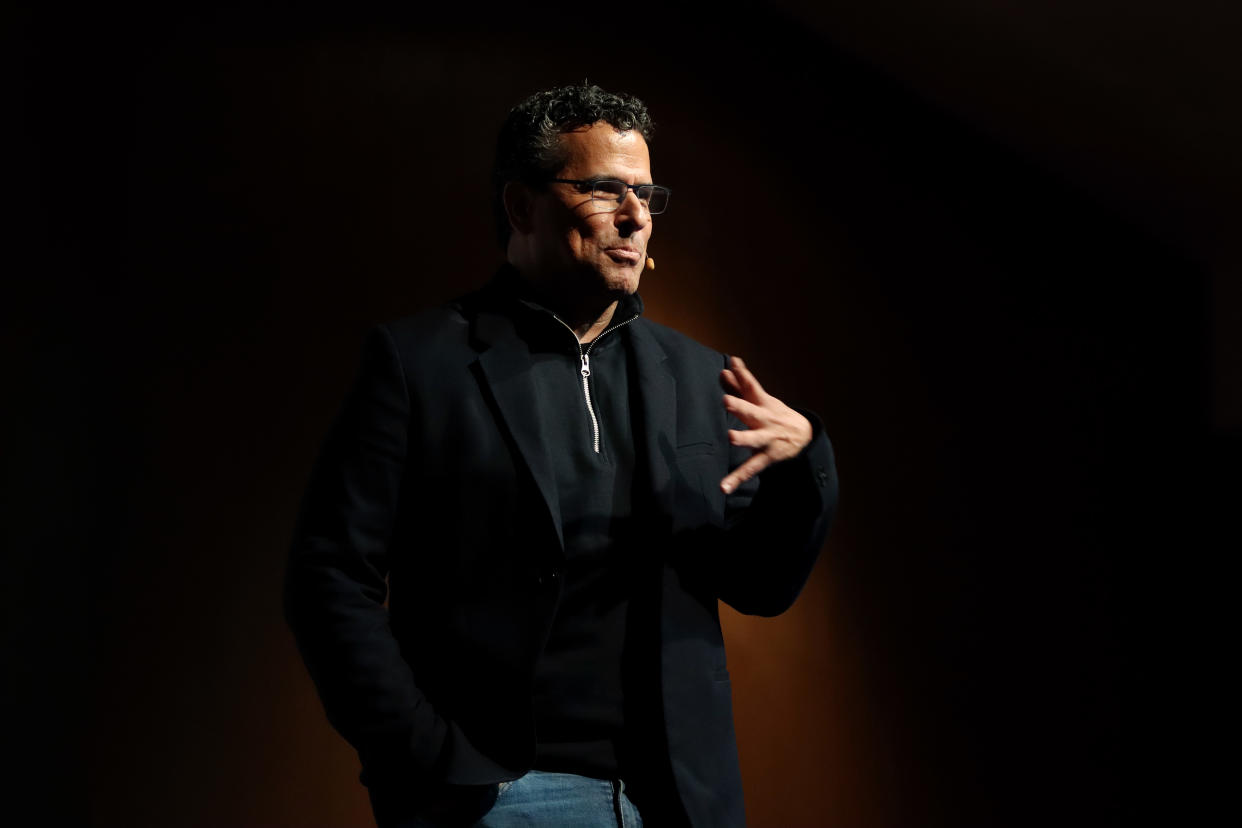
[817,466,829,486]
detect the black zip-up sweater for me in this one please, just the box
[508,284,649,781]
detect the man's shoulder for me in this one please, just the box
[632,316,727,367]
[377,287,487,351]
[381,304,468,342]
[378,274,527,341]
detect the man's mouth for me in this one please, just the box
[605,247,642,265]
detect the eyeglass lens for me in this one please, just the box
[592,180,670,214]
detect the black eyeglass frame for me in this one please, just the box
[547,178,672,214]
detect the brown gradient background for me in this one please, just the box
[6,1,1239,826]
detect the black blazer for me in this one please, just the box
[285,274,839,827]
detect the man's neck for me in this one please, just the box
[562,299,619,344]
[507,264,622,343]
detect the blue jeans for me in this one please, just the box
[476,771,643,828]
[374,770,644,828]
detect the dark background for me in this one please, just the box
[7,1,1239,825]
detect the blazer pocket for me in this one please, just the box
[675,440,716,458]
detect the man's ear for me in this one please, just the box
[502,181,536,236]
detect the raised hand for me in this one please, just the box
[719,356,813,494]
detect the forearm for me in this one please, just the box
[284,324,448,781]
[712,410,839,616]
[284,535,449,779]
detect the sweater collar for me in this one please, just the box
[488,263,644,338]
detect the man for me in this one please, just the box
[285,83,838,828]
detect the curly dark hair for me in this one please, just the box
[491,82,655,248]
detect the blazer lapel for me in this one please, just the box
[470,301,678,551]
[473,309,564,553]
[628,321,678,518]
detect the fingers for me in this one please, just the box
[720,452,773,494]
[729,356,767,401]
[718,355,811,494]
[727,427,768,448]
[720,357,766,403]
[722,392,765,425]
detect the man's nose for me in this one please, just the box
[614,190,650,233]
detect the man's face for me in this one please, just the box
[524,121,653,301]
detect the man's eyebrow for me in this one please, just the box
[584,174,656,186]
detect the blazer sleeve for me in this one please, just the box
[283,324,450,785]
[709,355,840,617]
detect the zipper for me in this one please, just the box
[552,312,640,454]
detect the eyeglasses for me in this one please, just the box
[549,178,672,214]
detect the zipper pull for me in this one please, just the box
[580,353,591,377]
